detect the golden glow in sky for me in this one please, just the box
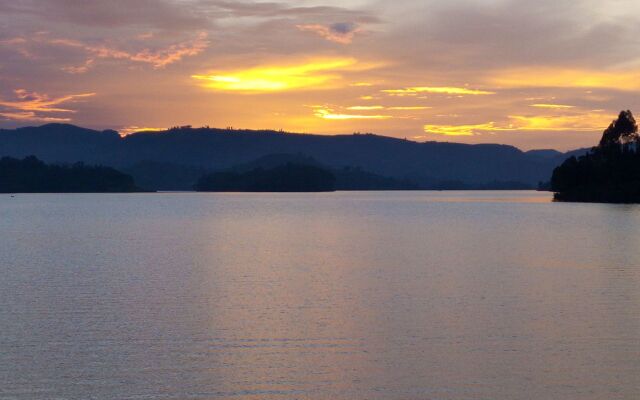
[1,0,640,150]
[192,58,373,93]
[424,112,612,136]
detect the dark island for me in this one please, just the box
[194,162,336,192]
[551,110,640,203]
[0,156,141,193]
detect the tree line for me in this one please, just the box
[551,110,640,203]
[0,156,141,193]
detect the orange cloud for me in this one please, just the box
[383,86,495,96]
[0,111,71,122]
[507,113,612,132]
[347,105,385,110]
[424,122,503,136]
[389,106,431,110]
[10,32,209,73]
[346,105,430,111]
[314,107,392,120]
[424,112,612,136]
[0,37,36,58]
[126,32,209,68]
[119,126,166,136]
[530,103,575,109]
[0,89,95,122]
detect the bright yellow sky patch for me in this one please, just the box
[192,58,378,93]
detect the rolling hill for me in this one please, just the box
[0,124,587,190]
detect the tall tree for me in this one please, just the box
[598,110,638,148]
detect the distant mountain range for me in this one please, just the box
[0,124,589,191]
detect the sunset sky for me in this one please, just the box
[1,0,640,150]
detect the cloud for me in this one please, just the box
[424,112,612,136]
[389,106,431,110]
[3,0,210,30]
[119,126,166,136]
[490,67,640,91]
[0,31,209,72]
[379,0,640,71]
[204,1,380,23]
[382,87,495,96]
[346,105,430,111]
[313,107,392,120]
[424,122,503,136]
[530,104,575,109]
[61,59,95,74]
[507,113,612,132]
[2,0,638,151]
[49,32,209,72]
[296,22,363,44]
[192,57,380,93]
[0,111,71,122]
[0,89,95,122]
[347,105,384,110]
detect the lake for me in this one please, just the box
[0,191,638,399]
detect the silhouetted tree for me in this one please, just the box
[551,110,640,203]
[0,156,141,193]
[598,110,638,148]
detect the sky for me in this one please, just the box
[1,0,640,150]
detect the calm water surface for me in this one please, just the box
[0,191,638,399]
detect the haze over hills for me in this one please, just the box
[0,124,587,190]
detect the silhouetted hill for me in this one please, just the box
[0,124,583,190]
[0,156,141,193]
[123,161,207,191]
[195,163,336,192]
[552,110,640,203]
[525,149,563,160]
[231,154,418,190]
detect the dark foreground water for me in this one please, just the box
[0,191,638,400]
